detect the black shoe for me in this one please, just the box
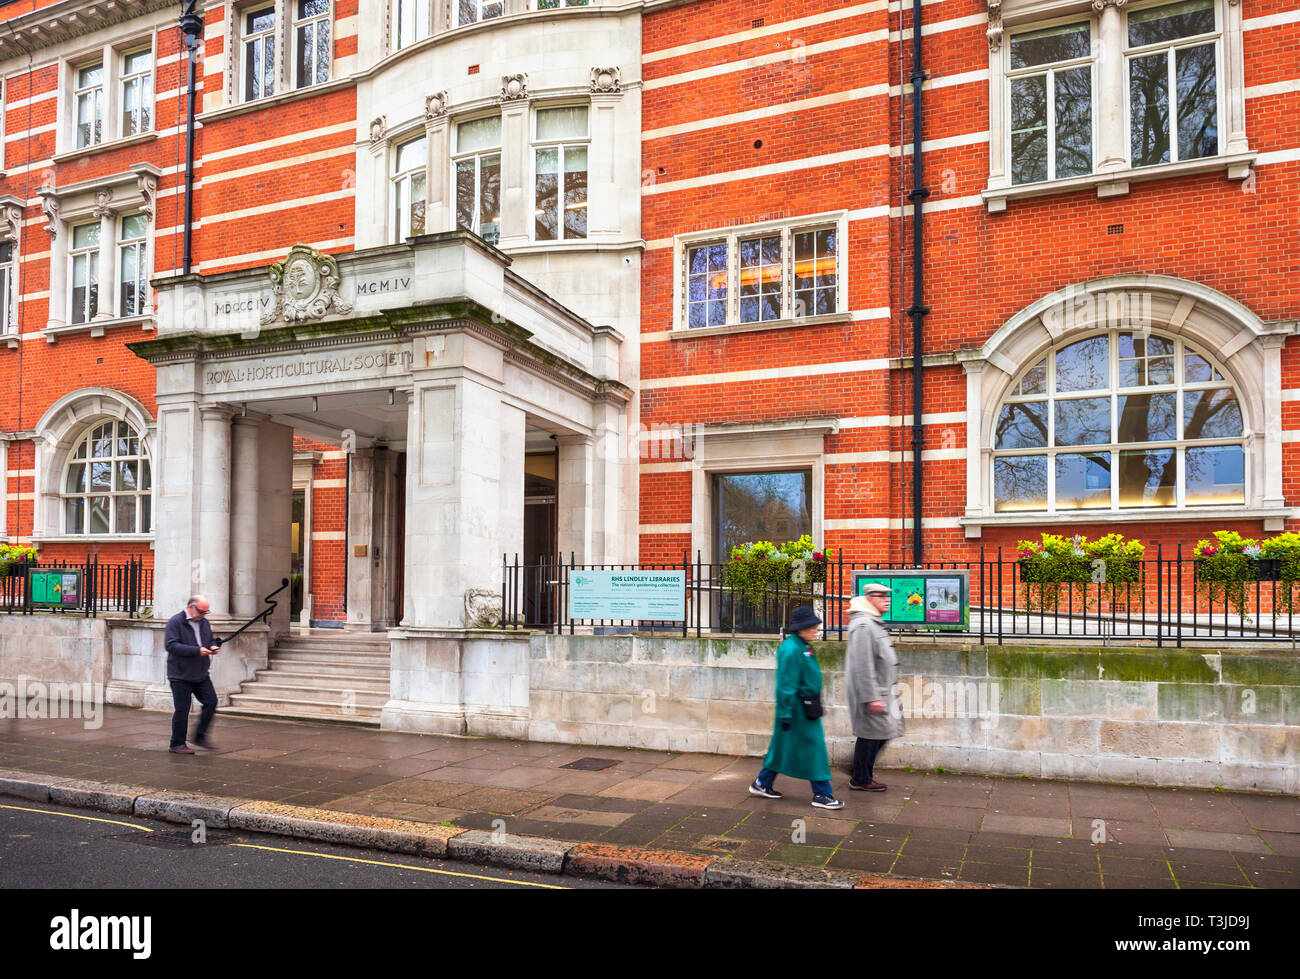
[811,795,845,810]
[748,780,783,799]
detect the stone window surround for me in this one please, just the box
[958,274,1299,537]
[687,418,836,566]
[381,0,603,58]
[37,163,160,341]
[224,0,334,107]
[670,211,850,335]
[372,79,621,250]
[983,0,1252,211]
[0,195,22,347]
[55,29,157,158]
[30,388,156,544]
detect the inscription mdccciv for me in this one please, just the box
[205,350,413,390]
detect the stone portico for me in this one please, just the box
[126,233,635,733]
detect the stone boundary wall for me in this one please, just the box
[0,615,109,689]
[527,635,1300,794]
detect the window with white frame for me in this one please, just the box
[1127,0,1219,167]
[294,0,331,88]
[74,62,105,149]
[533,106,588,241]
[391,135,427,243]
[458,0,503,27]
[1008,22,1093,184]
[990,0,1236,199]
[992,329,1245,512]
[394,0,431,49]
[682,221,841,329]
[118,214,149,317]
[536,0,590,7]
[0,242,13,335]
[244,6,277,101]
[120,49,153,138]
[454,117,501,245]
[63,419,152,535]
[69,222,100,325]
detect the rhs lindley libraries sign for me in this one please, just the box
[569,570,686,622]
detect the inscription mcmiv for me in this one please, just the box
[356,276,412,295]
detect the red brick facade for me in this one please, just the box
[0,0,1296,621]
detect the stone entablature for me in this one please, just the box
[148,232,627,387]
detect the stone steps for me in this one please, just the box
[251,668,389,692]
[227,632,392,727]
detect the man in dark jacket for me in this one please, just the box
[164,595,221,754]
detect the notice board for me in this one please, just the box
[851,569,969,631]
[29,568,83,609]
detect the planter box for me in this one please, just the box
[1253,558,1281,582]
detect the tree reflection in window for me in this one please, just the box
[993,330,1243,511]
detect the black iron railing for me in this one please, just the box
[0,556,153,618]
[501,545,1300,647]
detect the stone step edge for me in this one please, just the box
[218,706,383,728]
[0,768,990,890]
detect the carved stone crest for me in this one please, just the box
[425,91,450,120]
[464,588,502,629]
[500,73,528,102]
[590,67,621,94]
[261,244,354,326]
[369,115,387,144]
[92,188,115,219]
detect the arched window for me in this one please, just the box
[992,329,1244,512]
[63,419,152,534]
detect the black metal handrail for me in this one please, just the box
[0,556,153,618]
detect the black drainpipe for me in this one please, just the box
[907,0,930,566]
[180,2,203,274]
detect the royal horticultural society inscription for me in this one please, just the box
[205,350,413,391]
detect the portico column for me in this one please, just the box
[347,447,377,628]
[229,413,261,618]
[198,404,234,615]
[555,433,594,564]
[1093,0,1128,173]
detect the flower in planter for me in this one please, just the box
[1243,544,1263,560]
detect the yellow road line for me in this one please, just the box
[0,804,154,832]
[230,843,569,888]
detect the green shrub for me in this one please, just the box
[720,534,831,609]
[1015,533,1144,610]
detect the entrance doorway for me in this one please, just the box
[523,448,557,625]
[290,489,306,617]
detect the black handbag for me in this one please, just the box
[800,693,824,720]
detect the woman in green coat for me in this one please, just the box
[749,606,844,809]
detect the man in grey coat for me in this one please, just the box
[845,583,902,791]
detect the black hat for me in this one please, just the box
[788,606,822,632]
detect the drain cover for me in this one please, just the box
[560,757,620,771]
[109,829,235,848]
